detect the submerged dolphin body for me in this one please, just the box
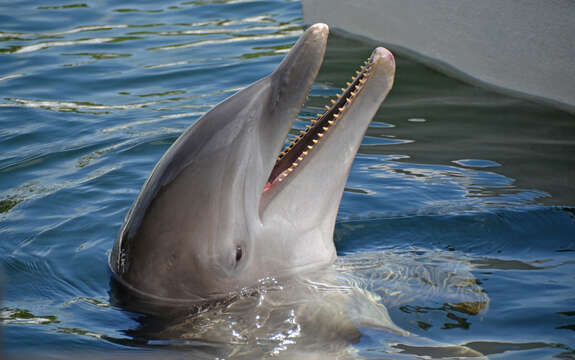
[110,23,395,304]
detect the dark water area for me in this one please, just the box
[1,0,574,359]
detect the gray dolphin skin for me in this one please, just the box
[109,23,396,305]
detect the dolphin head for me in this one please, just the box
[110,24,396,304]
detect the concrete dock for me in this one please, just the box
[303,0,575,111]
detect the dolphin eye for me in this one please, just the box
[235,246,243,263]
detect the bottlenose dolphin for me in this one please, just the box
[109,23,396,304]
[108,23,487,358]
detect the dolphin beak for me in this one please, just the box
[256,42,396,277]
[260,45,396,217]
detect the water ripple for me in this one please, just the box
[2,97,160,112]
[1,0,574,358]
[0,24,129,40]
[149,30,301,51]
[12,38,114,54]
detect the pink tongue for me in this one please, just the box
[263,182,272,192]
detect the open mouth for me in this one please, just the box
[263,53,375,192]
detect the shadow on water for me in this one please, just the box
[1,0,575,359]
[316,34,575,206]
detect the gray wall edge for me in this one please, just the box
[303,0,575,114]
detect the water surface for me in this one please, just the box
[1,0,574,358]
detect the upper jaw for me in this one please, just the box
[254,23,329,199]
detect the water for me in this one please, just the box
[1,0,574,358]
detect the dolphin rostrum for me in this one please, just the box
[109,23,396,305]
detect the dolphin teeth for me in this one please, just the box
[278,177,283,182]
[273,57,375,178]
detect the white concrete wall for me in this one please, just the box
[303,0,575,111]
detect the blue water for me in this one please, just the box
[1,0,574,358]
